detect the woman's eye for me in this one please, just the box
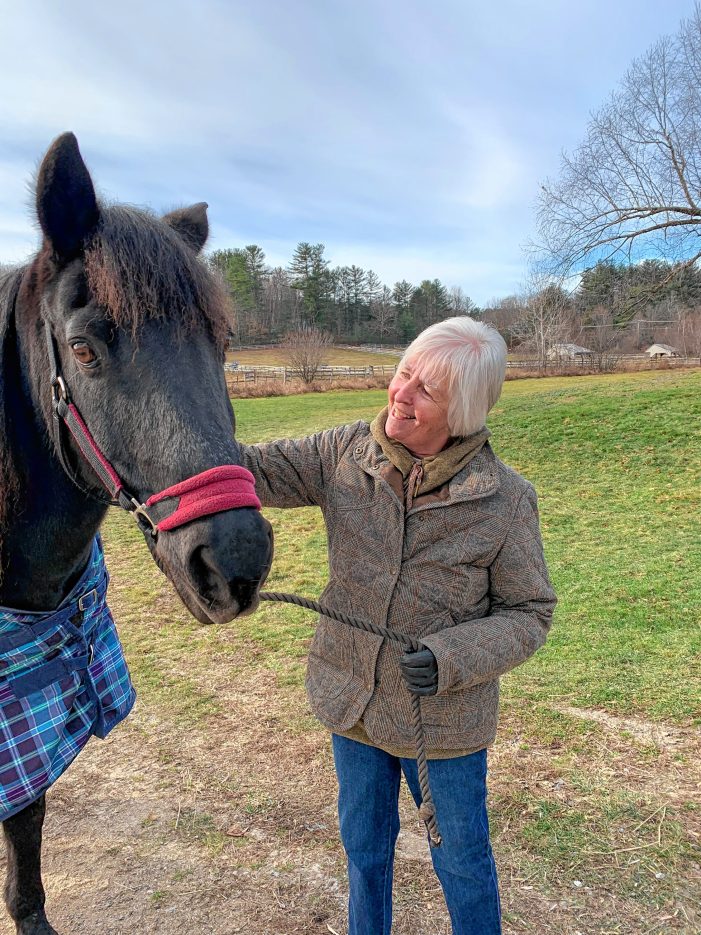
[71,342,98,366]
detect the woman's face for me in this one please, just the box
[386,358,451,457]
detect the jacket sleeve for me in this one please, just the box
[421,485,556,694]
[239,423,361,509]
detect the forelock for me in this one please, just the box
[84,205,232,348]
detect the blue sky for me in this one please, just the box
[0,0,697,305]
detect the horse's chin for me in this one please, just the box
[174,578,262,625]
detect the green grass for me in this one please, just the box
[229,369,701,723]
[104,369,700,722]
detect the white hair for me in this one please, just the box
[400,316,507,437]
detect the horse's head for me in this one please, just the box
[27,132,272,622]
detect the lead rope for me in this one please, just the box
[259,591,442,847]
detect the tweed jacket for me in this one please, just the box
[241,421,556,757]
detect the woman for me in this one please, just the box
[240,316,556,934]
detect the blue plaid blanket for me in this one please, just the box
[0,536,135,821]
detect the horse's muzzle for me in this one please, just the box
[150,508,273,624]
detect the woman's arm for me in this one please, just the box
[421,485,556,694]
[239,422,363,510]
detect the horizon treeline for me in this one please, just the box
[209,243,701,353]
[208,242,478,345]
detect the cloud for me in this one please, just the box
[1,0,698,302]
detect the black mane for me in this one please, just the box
[0,203,233,561]
[0,267,25,562]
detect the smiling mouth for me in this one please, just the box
[391,407,416,421]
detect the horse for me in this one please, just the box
[0,132,273,935]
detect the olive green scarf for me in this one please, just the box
[370,407,489,497]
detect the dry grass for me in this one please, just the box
[227,362,701,399]
[227,375,392,398]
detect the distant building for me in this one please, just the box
[547,343,594,361]
[645,343,680,359]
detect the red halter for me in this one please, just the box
[146,466,261,532]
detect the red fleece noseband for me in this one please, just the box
[146,465,261,532]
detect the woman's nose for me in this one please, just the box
[395,382,415,404]
[395,380,415,402]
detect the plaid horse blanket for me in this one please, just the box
[0,536,135,821]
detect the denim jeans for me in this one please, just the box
[331,735,502,935]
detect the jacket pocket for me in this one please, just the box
[306,617,355,701]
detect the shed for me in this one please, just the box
[645,343,680,359]
[547,343,593,361]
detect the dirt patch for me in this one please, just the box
[555,705,698,752]
[1,660,698,934]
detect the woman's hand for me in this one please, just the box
[399,648,438,696]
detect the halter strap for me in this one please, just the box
[147,466,261,531]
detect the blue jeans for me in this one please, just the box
[331,735,502,935]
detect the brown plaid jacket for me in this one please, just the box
[241,421,556,756]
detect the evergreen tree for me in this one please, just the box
[288,242,332,327]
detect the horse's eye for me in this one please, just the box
[71,342,98,367]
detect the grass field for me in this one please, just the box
[93,368,700,934]
[230,369,701,722]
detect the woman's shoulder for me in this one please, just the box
[483,443,537,498]
[307,420,372,463]
[324,420,371,448]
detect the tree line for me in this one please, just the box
[209,242,701,359]
[208,243,477,345]
[482,260,701,363]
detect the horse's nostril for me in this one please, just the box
[188,545,264,615]
[189,545,224,602]
[231,578,262,610]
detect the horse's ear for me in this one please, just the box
[36,132,100,262]
[163,203,209,253]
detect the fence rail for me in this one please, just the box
[224,364,397,384]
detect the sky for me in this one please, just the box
[0,0,698,306]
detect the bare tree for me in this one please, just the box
[481,295,528,350]
[537,4,701,280]
[675,306,701,356]
[447,286,479,317]
[511,281,572,368]
[262,266,301,336]
[368,286,396,343]
[282,326,333,384]
[578,306,626,372]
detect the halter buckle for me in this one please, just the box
[130,498,158,537]
[51,376,68,404]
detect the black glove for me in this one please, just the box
[399,648,438,696]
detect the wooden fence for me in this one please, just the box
[224,364,397,384]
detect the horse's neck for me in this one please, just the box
[0,284,106,611]
[1,462,106,612]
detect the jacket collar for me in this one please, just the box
[353,427,500,504]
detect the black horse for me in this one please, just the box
[0,133,273,934]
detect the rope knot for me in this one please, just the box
[418,802,436,822]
